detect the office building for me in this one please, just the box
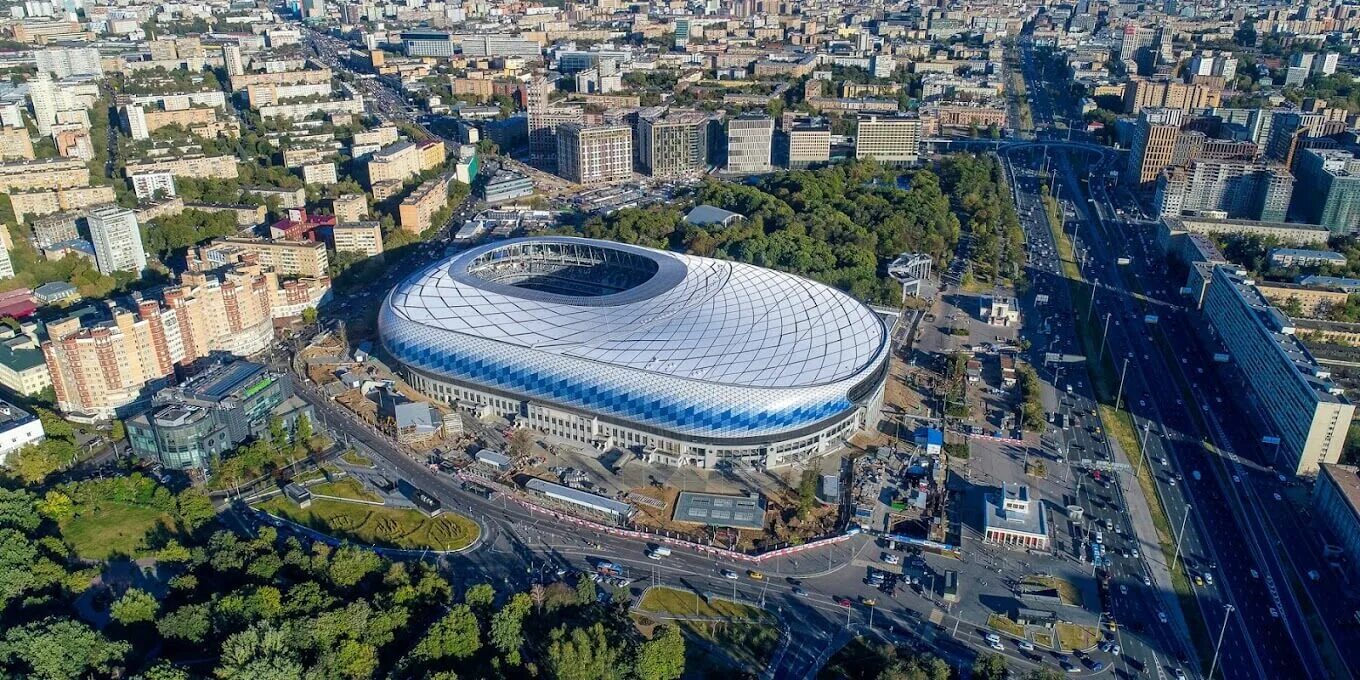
[1294,149,1360,234]
[127,361,311,471]
[637,110,710,178]
[1154,161,1294,222]
[982,483,1050,551]
[726,115,774,174]
[786,119,831,168]
[855,115,922,164]
[380,237,889,469]
[556,123,633,185]
[399,174,450,234]
[1200,266,1355,475]
[674,18,691,48]
[1127,108,1186,185]
[402,31,456,58]
[459,35,541,59]
[86,206,147,275]
[482,169,535,203]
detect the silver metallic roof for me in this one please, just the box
[385,237,887,389]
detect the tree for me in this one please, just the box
[327,543,382,588]
[301,307,318,325]
[0,618,130,680]
[507,427,534,462]
[157,603,211,643]
[216,622,303,680]
[5,438,78,483]
[295,413,313,447]
[110,419,126,441]
[490,593,532,665]
[410,604,481,662]
[973,652,1009,680]
[137,661,192,680]
[269,415,289,452]
[465,582,495,610]
[575,574,597,605]
[635,624,685,680]
[0,487,40,532]
[110,588,159,625]
[546,623,622,680]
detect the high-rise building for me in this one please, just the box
[27,73,58,135]
[87,206,147,275]
[674,18,691,49]
[725,115,773,174]
[34,46,101,78]
[332,193,368,223]
[1122,78,1222,114]
[1153,160,1293,222]
[637,110,709,178]
[1126,108,1185,185]
[786,119,830,168]
[855,115,922,164]
[1199,265,1355,475]
[526,75,583,169]
[223,44,245,77]
[556,123,633,185]
[1294,149,1360,234]
[42,302,184,419]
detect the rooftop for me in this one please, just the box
[673,491,766,530]
[1321,464,1360,519]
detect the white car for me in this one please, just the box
[1270,607,1279,618]
[1158,611,1168,624]
[1250,569,1260,579]
[1143,575,1151,586]
[721,570,738,580]
[1119,584,1128,595]
[1273,492,1283,501]
[882,553,900,565]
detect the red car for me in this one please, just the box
[836,598,852,607]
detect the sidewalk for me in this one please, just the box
[1102,420,1195,654]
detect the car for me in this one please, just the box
[1158,611,1168,624]
[1174,670,1187,680]
[1143,575,1152,586]
[746,570,765,580]
[1061,662,1078,674]
[792,587,808,597]
[836,597,852,607]
[990,640,1005,650]
[1233,474,1241,483]
[1018,640,1035,651]
[882,552,900,565]
[1092,661,1106,672]
[985,632,1001,644]
[1193,575,1203,586]
[1273,492,1283,501]
[1205,572,1213,584]
[1168,478,1176,487]
[721,570,738,580]
[861,597,878,606]
[1119,584,1128,595]
[1192,470,1202,481]
[1270,607,1279,618]
[1131,547,1139,558]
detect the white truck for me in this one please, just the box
[646,546,672,559]
[1144,314,1159,324]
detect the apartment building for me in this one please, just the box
[0,158,89,192]
[332,222,384,257]
[9,185,115,224]
[1154,160,1294,222]
[353,126,400,148]
[725,115,774,174]
[1312,464,1360,583]
[855,115,922,164]
[637,109,710,178]
[332,194,368,223]
[124,155,239,180]
[208,238,329,278]
[0,127,34,161]
[87,206,148,275]
[366,140,446,186]
[1127,108,1186,186]
[1294,149,1360,234]
[42,302,184,420]
[399,175,451,234]
[1123,78,1222,114]
[228,68,332,92]
[556,123,633,185]
[527,75,584,168]
[303,163,338,186]
[0,336,52,397]
[786,119,831,168]
[1200,265,1355,475]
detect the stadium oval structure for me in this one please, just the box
[379,236,890,468]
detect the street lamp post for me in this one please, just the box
[1114,358,1129,411]
[1172,504,1193,567]
[1209,603,1235,680]
[1086,278,1098,322]
[1098,313,1111,363]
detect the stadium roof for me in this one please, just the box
[384,237,886,389]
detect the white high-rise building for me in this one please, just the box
[726,115,773,173]
[855,115,922,164]
[87,206,147,275]
[27,73,58,135]
[120,104,149,140]
[223,44,245,77]
[0,246,14,280]
[34,47,102,78]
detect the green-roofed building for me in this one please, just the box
[0,336,52,396]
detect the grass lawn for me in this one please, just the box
[341,450,374,467]
[309,478,382,503]
[60,503,177,560]
[1033,632,1054,649]
[1056,622,1098,652]
[637,587,773,622]
[1022,575,1082,607]
[987,613,1026,638]
[257,497,478,551]
[678,620,780,674]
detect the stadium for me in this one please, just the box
[379,236,890,469]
